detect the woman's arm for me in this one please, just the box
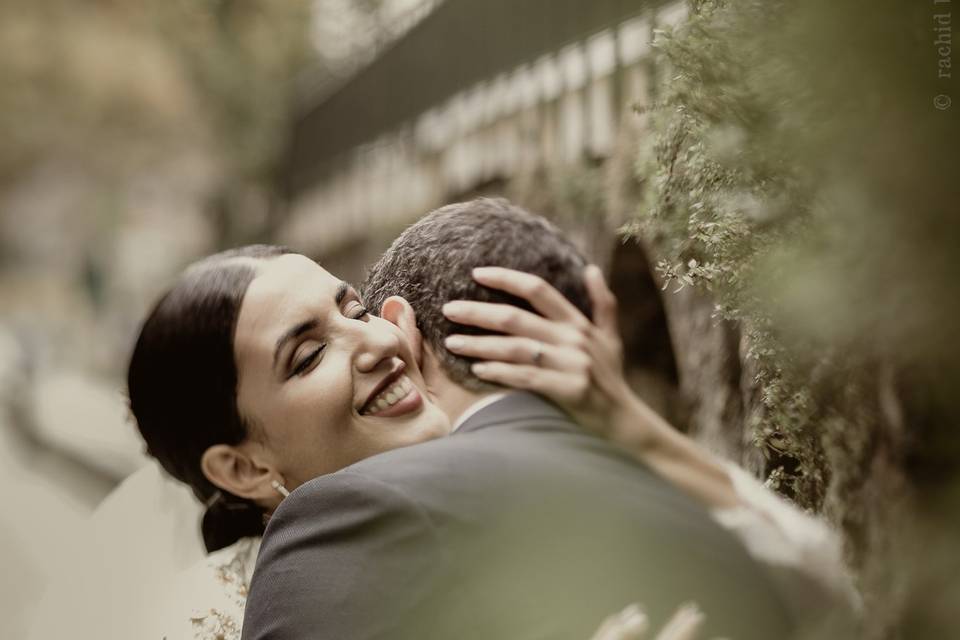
[443,266,858,605]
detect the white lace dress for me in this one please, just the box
[164,537,261,640]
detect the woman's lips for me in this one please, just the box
[360,376,423,418]
[366,384,423,418]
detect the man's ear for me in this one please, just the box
[200,443,277,502]
[380,296,423,367]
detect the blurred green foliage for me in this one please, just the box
[627,0,959,633]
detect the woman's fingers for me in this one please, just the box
[652,603,705,640]
[470,264,618,337]
[445,334,587,371]
[589,602,709,640]
[589,603,650,640]
[584,264,619,337]
[470,361,590,403]
[446,334,543,365]
[447,266,629,421]
[442,300,574,344]
[471,266,591,326]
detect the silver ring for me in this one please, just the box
[531,341,544,366]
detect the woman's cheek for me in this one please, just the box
[323,373,359,429]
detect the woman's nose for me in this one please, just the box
[352,321,402,373]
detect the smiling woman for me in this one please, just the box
[219,252,448,490]
[127,246,449,554]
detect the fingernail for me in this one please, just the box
[442,302,463,316]
[445,336,464,350]
[472,266,494,278]
[471,363,488,374]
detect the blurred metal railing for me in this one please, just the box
[280,0,686,256]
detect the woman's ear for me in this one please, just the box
[380,296,423,366]
[201,443,277,503]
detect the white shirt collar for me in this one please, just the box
[450,392,514,432]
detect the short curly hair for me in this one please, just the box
[362,198,591,390]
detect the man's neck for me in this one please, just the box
[428,373,489,426]
[450,391,511,432]
[420,349,500,426]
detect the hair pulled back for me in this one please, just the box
[127,244,291,552]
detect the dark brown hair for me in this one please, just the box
[127,244,291,552]
[362,198,591,390]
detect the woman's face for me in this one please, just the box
[233,253,450,488]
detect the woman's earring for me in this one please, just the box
[271,479,291,498]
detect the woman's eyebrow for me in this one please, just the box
[272,281,350,371]
[334,280,349,305]
[273,319,319,371]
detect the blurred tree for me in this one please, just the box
[151,0,315,245]
[625,0,959,635]
[0,0,199,190]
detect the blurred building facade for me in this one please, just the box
[281,0,684,273]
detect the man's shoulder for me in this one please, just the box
[274,393,621,523]
[247,394,795,640]
[343,393,605,481]
[268,462,436,531]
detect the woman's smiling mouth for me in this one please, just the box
[360,374,423,417]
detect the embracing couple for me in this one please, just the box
[128,198,852,639]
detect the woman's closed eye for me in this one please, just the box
[287,298,366,378]
[346,301,369,320]
[291,343,326,377]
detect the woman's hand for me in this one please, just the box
[443,265,741,510]
[589,603,711,640]
[441,265,634,438]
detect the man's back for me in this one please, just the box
[243,393,793,640]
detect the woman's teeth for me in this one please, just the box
[365,376,413,415]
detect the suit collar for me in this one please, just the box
[454,391,570,435]
[451,392,510,432]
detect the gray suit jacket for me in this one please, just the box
[242,393,794,640]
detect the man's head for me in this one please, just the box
[363,198,591,396]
